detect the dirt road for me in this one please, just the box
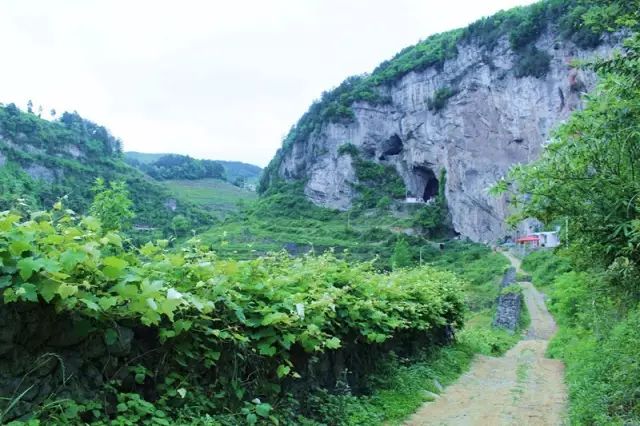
[405,252,567,426]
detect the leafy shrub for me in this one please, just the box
[337,143,359,157]
[521,250,571,287]
[352,157,405,208]
[513,47,552,78]
[0,206,465,423]
[427,86,457,112]
[548,272,640,425]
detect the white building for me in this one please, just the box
[531,231,561,248]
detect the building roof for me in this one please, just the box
[516,236,540,243]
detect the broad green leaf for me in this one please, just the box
[57,283,78,299]
[81,298,100,311]
[103,256,128,270]
[39,281,60,302]
[255,403,272,418]
[257,343,276,356]
[325,337,341,349]
[17,257,42,280]
[0,276,12,289]
[261,312,289,325]
[177,388,187,399]
[9,240,32,257]
[17,283,38,302]
[98,296,118,310]
[276,364,290,378]
[81,216,101,231]
[60,250,86,270]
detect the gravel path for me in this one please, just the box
[405,252,567,426]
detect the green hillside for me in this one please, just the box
[163,178,257,218]
[0,104,212,239]
[125,151,262,184]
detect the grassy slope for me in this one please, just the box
[163,178,257,218]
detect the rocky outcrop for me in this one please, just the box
[275,30,617,242]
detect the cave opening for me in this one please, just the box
[379,134,403,160]
[412,166,440,202]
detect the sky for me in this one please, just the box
[0,0,536,167]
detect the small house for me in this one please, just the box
[531,231,561,248]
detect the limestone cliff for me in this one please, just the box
[266,15,619,242]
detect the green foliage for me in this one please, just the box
[163,178,257,219]
[125,152,262,185]
[89,178,135,232]
[352,156,405,208]
[391,238,412,269]
[127,154,226,181]
[513,47,552,78]
[521,250,571,287]
[0,205,466,423]
[426,87,457,112]
[171,214,191,237]
[546,270,640,425]
[337,143,359,157]
[0,104,213,238]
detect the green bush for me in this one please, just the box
[0,206,465,423]
[521,250,571,287]
[427,87,457,112]
[337,143,359,157]
[513,47,552,78]
[548,272,640,425]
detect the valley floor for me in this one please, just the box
[406,252,567,426]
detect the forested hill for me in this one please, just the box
[125,151,262,185]
[0,103,212,237]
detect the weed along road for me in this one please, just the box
[406,252,567,426]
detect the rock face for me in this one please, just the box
[276,30,616,242]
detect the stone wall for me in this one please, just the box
[493,267,522,332]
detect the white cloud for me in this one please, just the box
[0,0,536,166]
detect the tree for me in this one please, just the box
[27,100,33,114]
[171,214,190,237]
[89,178,135,231]
[391,238,412,270]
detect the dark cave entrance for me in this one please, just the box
[379,134,403,160]
[413,166,440,201]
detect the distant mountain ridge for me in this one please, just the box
[125,151,262,184]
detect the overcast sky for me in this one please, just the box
[0,0,536,167]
